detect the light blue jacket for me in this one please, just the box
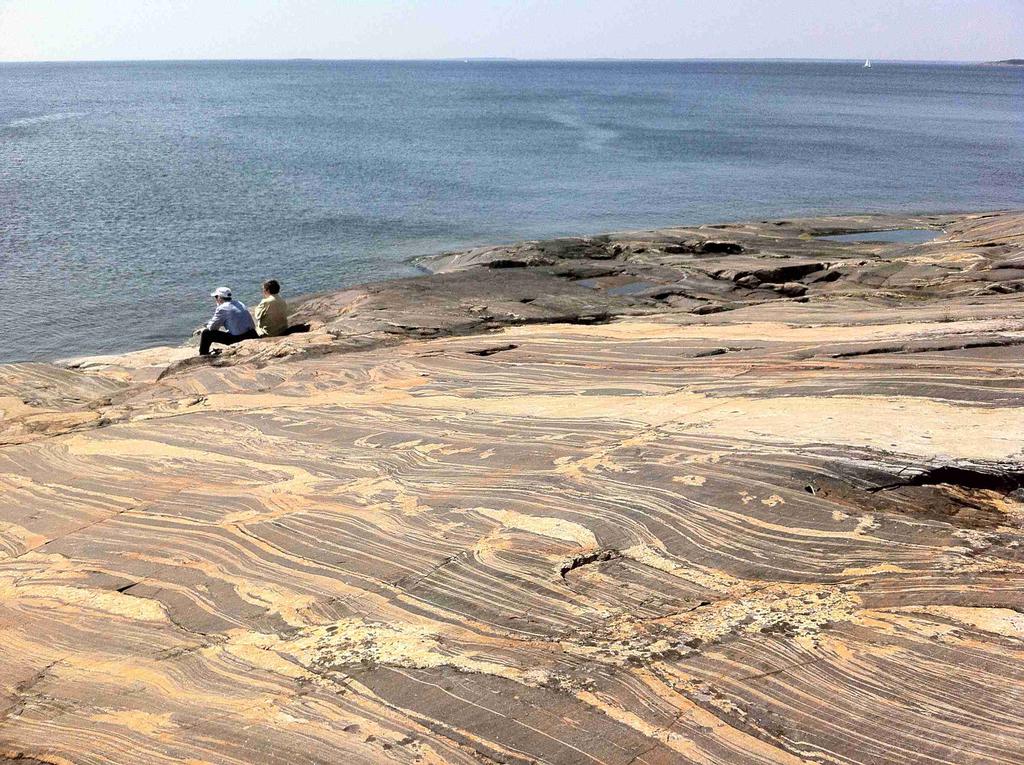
[206,299,256,336]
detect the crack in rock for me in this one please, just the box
[465,344,519,357]
[870,464,1024,495]
[559,549,623,581]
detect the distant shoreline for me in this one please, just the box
[0,57,1014,66]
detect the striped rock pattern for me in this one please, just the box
[1,213,1024,764]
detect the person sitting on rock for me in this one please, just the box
[254,279,289,338]
[195,286,258,356]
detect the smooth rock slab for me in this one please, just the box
[1,211,1024,764]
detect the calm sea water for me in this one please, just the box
[2,60,1022,362]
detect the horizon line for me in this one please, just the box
[0,55,1013,65]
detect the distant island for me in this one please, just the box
[991,58,1024,65]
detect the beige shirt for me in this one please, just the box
[254,294,289,337]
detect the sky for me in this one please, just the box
[0,0,1020,63]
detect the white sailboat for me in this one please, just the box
[863,59,872,68]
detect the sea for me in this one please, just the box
[1,60,1022,362]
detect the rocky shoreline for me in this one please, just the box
[22,210,1024,404]
[2,210,1024,764]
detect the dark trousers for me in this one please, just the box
[199,328,258,356]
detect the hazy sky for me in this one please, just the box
[0,0,1020,62]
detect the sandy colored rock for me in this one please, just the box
[2,211,1024,764]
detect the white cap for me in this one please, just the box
[210,287,232,299]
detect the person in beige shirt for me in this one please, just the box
[254,279,289,337]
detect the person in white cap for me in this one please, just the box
[195,287,258,356]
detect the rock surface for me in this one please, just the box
[2,211,1024,764]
